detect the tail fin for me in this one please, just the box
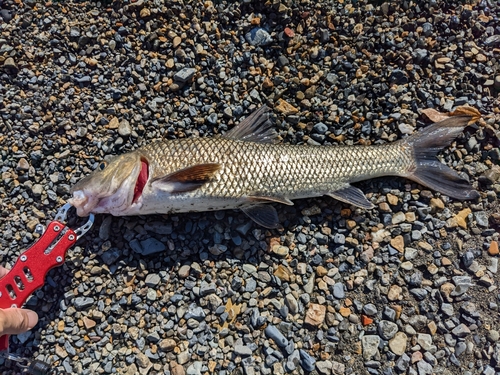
[402,116,479,200]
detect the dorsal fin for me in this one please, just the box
[223,105,279,143]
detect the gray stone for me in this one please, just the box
[299,349,316,372]
[265,325,288,348]
[474,211,489,227]
[378,320,399,340]
[362,335,380,360]
[285,294,299,315]
[316,360,332,375]
[333,283,345,299]
[417,333,434,351]
[487,329,499,342]
[174,67,196,83]
[451,324,471,338]
[417,359,433,375]
[313,122,328,134]
[186,361,202,375]
[184,304,206,320]
[245,28,272,46]
[145,273,161,287]
[118,119,132,137]
[363,303,378,316]
[74,297,95,310]
[234,345,252,357]
[395,353,410,372]
[140,238,166,255]
[441,303,454,317]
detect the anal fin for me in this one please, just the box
[328,185,374,209]
[241,204,280,229]
[151,163,221,194]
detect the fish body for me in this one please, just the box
[70,106,478,228]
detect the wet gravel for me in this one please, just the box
[1,0,500,374]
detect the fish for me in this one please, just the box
[69,105,479,229]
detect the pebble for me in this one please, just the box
[362,335,380,360]
[264,325,288,348]
[378,320,399,340]
[333,283,345,299]
[174,68,197,83]
[488,241,499,256]
[389,332,408,356]
[305,304,326,326]
[118,119,132,137]
[245,28,272,46]
[139,238,166,255]
[3,57,18,73]
[417,334,434,351]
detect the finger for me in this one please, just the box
[0,267,8,278]
[0,308,38,335]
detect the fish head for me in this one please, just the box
[69,152,148,216]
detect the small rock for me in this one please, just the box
[451,323,471,338]
[487,330,499,342]
[234,345,252,357]
[174,68,196,83]
[272,245,289,257]
[363,304,378,316]
[178,265,191,278]
[17,158,30,171]
[390,236,405,253]
[74,297,94,310]
[145,273,161,287]
[333,283,345,299]
[140,238,166,255]
[362,335,380,360]
[245,27,272,46]
[83,317,96,330]
[3,57,18,74]
[316,360,332,375]
[387,285,402,301]
[389,332,408,356]
[118,119,132,137]
[265,325,288,348]
[305,304,326,326]
[417,333,434,351]
[159,338,176,352]
[488,241,499,256]
[392,212,406,224]
[378,320,399,340]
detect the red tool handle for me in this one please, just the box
[0,221,76,351]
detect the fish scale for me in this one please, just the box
[140,138,412,200]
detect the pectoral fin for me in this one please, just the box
[241,204,280,229]
[151,163,221,193]
[328,185,374,209]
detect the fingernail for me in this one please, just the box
[26,310,38,329]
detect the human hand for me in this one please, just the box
[0,266,38,335]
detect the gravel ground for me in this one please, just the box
[1,0,500,374]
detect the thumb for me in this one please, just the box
[0,308,38,335]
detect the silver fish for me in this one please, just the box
[69,106,479,228]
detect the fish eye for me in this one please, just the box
[98,161,107,170]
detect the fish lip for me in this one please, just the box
[68,189,98,217]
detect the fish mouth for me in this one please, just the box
[70,160,149,216]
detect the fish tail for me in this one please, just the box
[401,116,479,200]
